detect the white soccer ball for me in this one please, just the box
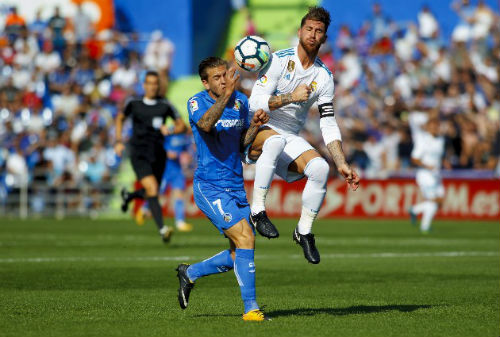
[234,35,271,72]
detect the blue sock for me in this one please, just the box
[234,248,259,313]
[174,199,185,222]
[187,250,233,282]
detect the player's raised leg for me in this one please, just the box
[249,128,285,239]
[288,150,329,264]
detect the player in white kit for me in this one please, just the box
[409,118,445,233]
[246,7,360,264]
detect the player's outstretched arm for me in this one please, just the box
[197,68,239,132]
[327,140,360,191]
[268,83,311,111]
[240,109,269,151]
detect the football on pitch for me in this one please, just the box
[234,35,271,72]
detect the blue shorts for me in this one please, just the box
[193,180,252,235]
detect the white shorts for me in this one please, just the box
[416,170,445,200]
[244,131,315,183]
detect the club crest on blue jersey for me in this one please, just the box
[234,99,242,111]
[223,213,233,222]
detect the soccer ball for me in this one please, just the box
[234,35,271,72]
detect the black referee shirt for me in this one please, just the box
[123,97,180,147]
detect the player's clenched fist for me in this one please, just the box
[252,109,269,126]
[292,83,312,102]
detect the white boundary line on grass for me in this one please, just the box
[0,251,498,263]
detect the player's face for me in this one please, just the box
[143,75,159,99]
[202,65,227,98]
[298,19,326,54]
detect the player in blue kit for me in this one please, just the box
[159,133,193,232]
[175,57,270,322]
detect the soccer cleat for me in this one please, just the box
[161,227,174,243]
[409,208,417,226]
[250,211,279,239]
[120,188,130,213]
[242,309,270,322]
[176,263,195,309]
[293,228,320,264]
[135,208,145,226]
[176,222,193,232]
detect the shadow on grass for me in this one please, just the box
[193,304,432,318]
[267,304,433,317]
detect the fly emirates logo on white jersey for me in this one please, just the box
[215,118,245,128]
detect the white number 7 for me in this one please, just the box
[212,199,224,215]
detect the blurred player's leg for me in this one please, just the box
[141,175,172,243]
[121,188,145,212]
[172,188,193,232]
[420,200,438,233]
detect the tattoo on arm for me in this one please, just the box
[196,96,229,132]
[268,93,294,110]
[327,140,348,168]
[241,123,260,150]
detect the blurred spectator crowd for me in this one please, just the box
[305,0,500,178]
[0,4,174,210]
[0,1,499,211]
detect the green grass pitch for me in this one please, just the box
[0,217,498,336]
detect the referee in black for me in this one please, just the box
[114,71,187,243]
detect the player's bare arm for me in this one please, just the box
[197,67,239,132]
[268,84,311,110]
[114,112,126,157]
[411,157,435,171]
[161,118,188,136]
[241,109,269,150]
[327,140,360,191]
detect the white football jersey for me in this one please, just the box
[411,131,445,175]
[249,46,335,136]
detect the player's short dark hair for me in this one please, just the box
[301,6,331,32]
[198,57,227,81]
[144,70,159,81]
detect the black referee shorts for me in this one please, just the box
[130,144,166,183]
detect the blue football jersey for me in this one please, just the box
[188,90,250,189]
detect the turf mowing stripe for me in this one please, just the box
[0,251,497,263]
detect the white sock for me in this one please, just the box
[159,226,169,235]
[411,202,426,215]
[251,135,286,214]
[297,158,329,235]
[420,201,438,232]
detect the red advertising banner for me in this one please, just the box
[158,178,500,220]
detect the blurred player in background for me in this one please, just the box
[246,7,360,264]
[409,118,445,234]
[176,57,270,321]
[159,132,193,232]
[114,71,187,243]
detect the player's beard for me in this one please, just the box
[299,38,321,57]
